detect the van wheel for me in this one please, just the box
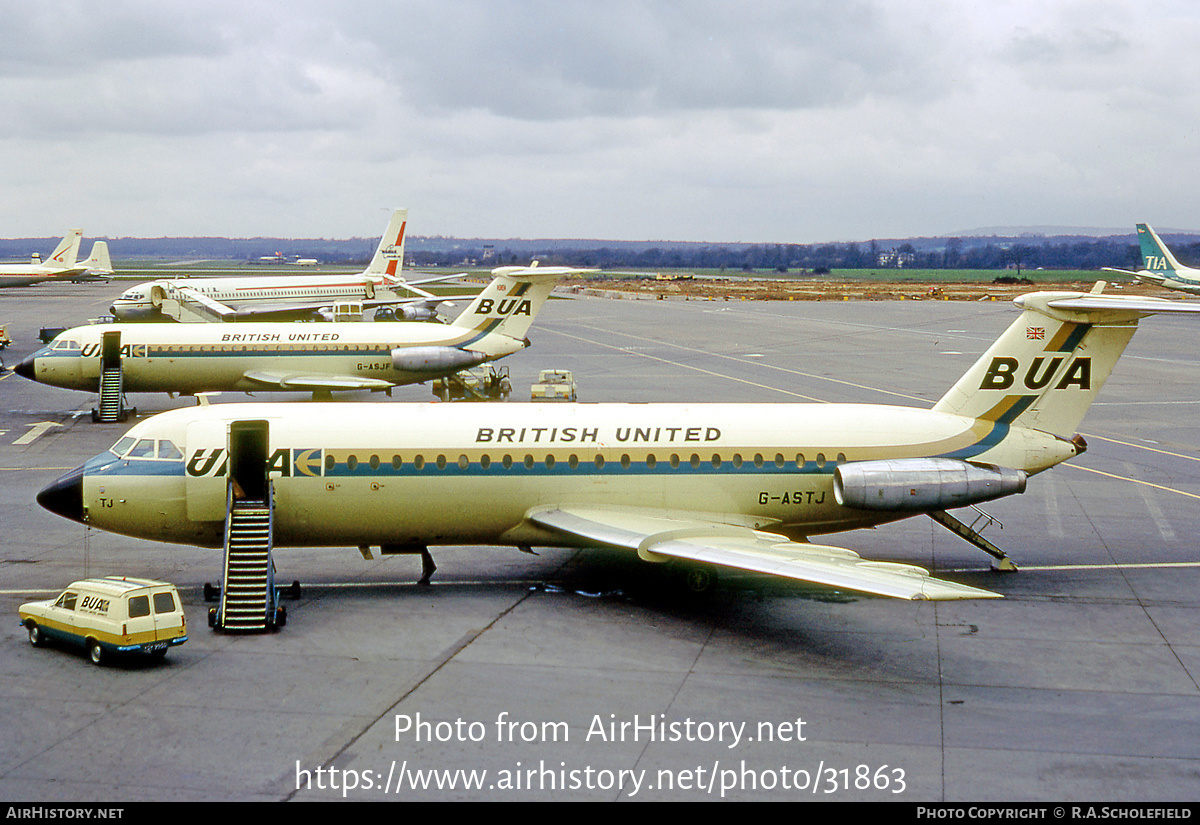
[27,623,44,647]
[88,640,104,666]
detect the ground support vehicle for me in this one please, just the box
[20,577,188,665]
[530,369,577,402]
[432,365,512,402]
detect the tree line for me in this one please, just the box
[409,237,1170,273]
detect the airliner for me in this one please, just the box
[16,262,575,396]
[1104,224,1200,294]
[0,229,86,287]
[109,209,454,322]
[35,284,1200,602]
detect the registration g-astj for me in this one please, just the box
[35,284,1200,619]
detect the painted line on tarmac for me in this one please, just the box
[1063,463,1200,501]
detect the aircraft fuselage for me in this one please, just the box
[111,275,403,321]
[16,322,519,393]
[56,401,1077,549]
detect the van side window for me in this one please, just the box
[54,591,78,610]
[128,595,150,618]
[153,592,176,613]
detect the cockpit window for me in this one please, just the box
[158,440,183,460]
[109,436,136,457]
[51,339,81,350]
[129,439,156,458]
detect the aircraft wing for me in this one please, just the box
[169,286,237,321]
[242,371,396,392]
[527,506,1000,601]
[1102,267,1166,285]
[227,294,481,320]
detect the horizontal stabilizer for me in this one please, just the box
[1041,294,1200,315]
[528,506,1000,601]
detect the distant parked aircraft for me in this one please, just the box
[0,229,86,287]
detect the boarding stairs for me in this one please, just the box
[213,481,284,631]
[95,363,125,422]
[928,506,1017,571]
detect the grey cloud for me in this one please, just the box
[360,1,956,119]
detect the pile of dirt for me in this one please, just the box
[564,277,1163,302]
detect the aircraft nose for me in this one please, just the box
[13,354,36,380]
[37,465,85,524]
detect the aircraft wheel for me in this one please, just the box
[674,564,718,596]
[27,623,44,647]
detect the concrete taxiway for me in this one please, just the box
[0,280,1198,801]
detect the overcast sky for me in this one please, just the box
[2,0,1196,243]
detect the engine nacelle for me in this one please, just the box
[397,304,440,322]
[376,304,440,322]
[833,458,1026,512]
[391,346,486,373]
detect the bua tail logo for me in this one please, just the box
[474,297,532,317]
[980,356,1091,391]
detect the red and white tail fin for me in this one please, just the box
[46,229,83,268]
[364,208,407,282]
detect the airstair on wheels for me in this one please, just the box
[210,480,286,632]
[96,363,125,422]
[93,330,130,423]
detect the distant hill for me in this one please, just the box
[955,225,1197,238]
[3,226,1200,271]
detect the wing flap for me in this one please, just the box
[528,506,999,602]
[242,371,395,391]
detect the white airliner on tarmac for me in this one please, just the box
[16,262,576,397]
[1104,223,1200,295]
[35,285,1200,602]
[109,209,453,322]
[0,229,86,287]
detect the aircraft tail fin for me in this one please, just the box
[450,262,577,343]
[932,283,1200,439]
[46,229,83,268]
[365,208,408,281]
[82,241,113,274]
[1137,223,1185,275]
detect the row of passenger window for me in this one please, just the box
[146,344,391,353]
[329,451,849,472]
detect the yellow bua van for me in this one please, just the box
[20,577,188,665]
